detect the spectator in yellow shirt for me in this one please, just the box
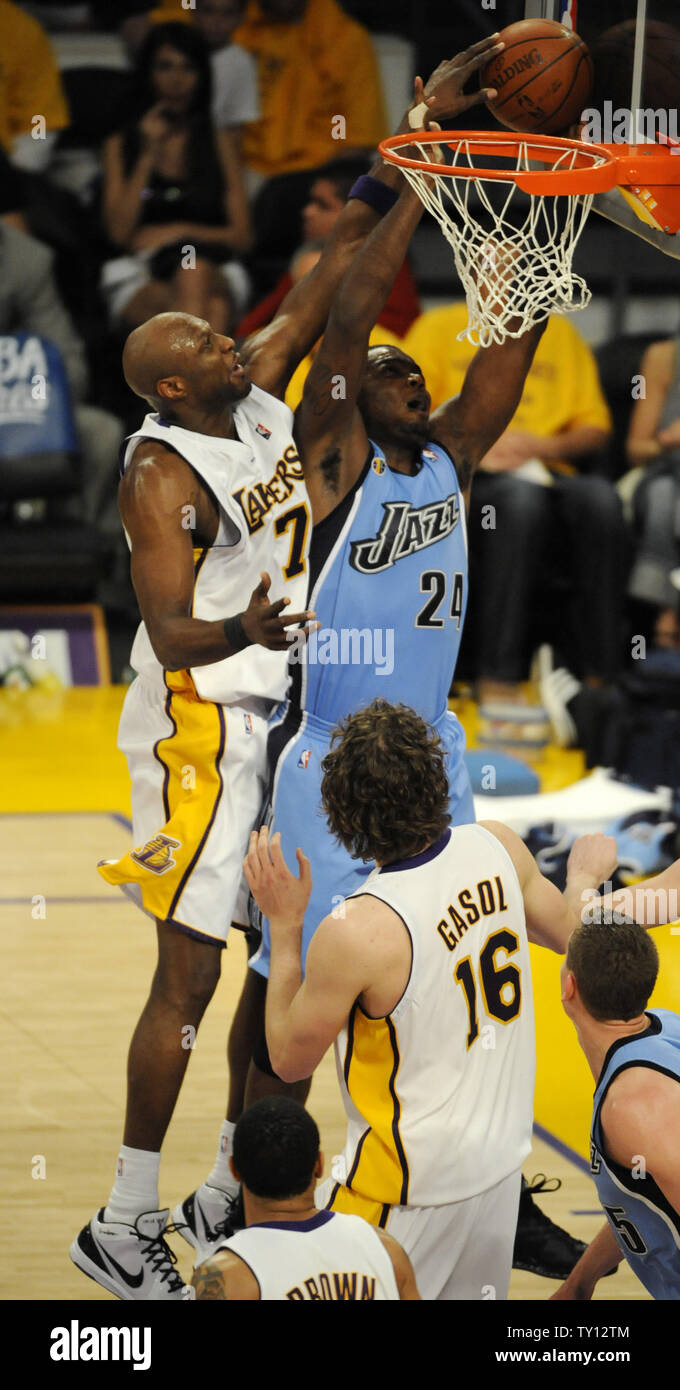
[233,0,388,278]
[0,0,69,172]
[404,303,622,708]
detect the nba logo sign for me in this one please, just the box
[243,712,254,736]
[372,455,386,474]
[256,422,271,439]
[298,749,312,769]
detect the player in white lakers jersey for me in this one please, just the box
[244,700,617,1300]
[193,1098,418,1300]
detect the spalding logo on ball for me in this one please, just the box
[481,19,594,136]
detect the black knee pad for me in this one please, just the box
[252,1021,278,1078]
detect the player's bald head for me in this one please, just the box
[122,312,208,408]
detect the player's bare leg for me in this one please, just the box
[123,922,222,1150]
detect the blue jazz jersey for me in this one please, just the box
[250,440,475,980]
[293,439,468,724]
[591,1008,680,1300]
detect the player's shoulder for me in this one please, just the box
[602,1061,680,1156]
[193,1246,260,1301]
[119,437,198,509]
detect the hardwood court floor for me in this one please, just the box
[3,687,673,1301]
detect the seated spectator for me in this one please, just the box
[0,0,69,173]
[233,0,387,271]
[624,336,680,643]
[236,158,420,342]
[0,220,124,540]
[404,304,621,706]
[100,22,251,331]
[194,0,260,133]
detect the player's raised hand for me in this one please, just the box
[242,571,316,652]
[566,834,619,891]
[413,35,504,123]
[243,826,312,929]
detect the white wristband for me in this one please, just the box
[408,101,429,130]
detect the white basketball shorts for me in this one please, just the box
[317,1168,522,1301]
[98,670,269,945]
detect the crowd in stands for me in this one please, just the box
[3,0,680,733]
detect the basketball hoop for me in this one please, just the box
[379,131,618,346]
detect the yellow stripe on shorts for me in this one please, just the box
[98,669,226,934]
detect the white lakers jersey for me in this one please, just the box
[332,824,536,1208]
[221,1210,399,1300]
[122,383,311,707]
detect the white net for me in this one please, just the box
[396,137,607,347]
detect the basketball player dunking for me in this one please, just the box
[243,699,618,1300]
[193,1098,420,1301]
[232,133,544,1102]
[70,42,506,1302]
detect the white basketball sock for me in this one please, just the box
[105,1145,161,1224]
[204,1120,238,1195]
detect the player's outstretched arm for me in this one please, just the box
[376,1230,422,1301]
[241,37,504,401]
[120,449,315,669]
[429,322,546,500]
[296,183,425,520]
[480,822,618,953]
[596,859,680,926]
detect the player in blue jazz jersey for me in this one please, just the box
[555,917,680,1301]
[228,120,549,1113]
[241,197,545,1027]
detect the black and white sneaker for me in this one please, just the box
[70,1208,191,1301]
[173,1184,244,1266]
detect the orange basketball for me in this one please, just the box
[482,19,594,136]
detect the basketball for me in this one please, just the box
[591,20,680,118]
[481,19,594,136]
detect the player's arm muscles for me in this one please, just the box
[428,323,546,502]
[375,1230,422,1300]
[120,446,247,669]
[480,822,618,954]
[266,905,373,1083]
[192,1249,259,1300]
[295,185,425,520]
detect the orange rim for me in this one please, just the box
[379,130,620,196]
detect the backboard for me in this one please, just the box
[524,0,680,257]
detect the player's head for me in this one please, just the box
[122,312,251,416]
[302,158,370,240]
[194,0,246,53]
[231,1098,323,1201]
[358,346,431,454]
[135,22,213,117]
[321,698,451,865]
[561,916,659,1026]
